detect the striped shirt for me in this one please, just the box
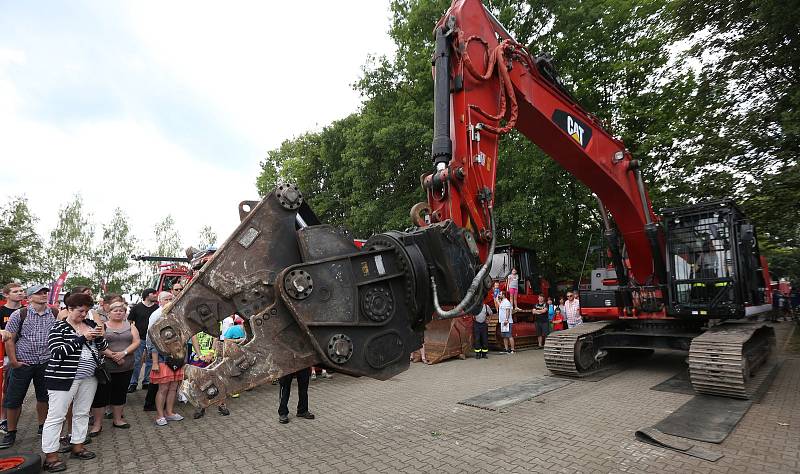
[45,320,108,391]
[5,306,56,364]
[75,346,97,379]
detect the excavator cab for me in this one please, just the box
[663,200,767,318]
[488,245,541,297]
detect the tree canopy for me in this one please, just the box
[257,0,799,286]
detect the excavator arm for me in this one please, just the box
[150,0,669,407]
[423,0,665,286]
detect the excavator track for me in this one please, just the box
[544,321,615,376]
[688,322,776,399]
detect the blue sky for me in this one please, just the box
[0,0,394,250]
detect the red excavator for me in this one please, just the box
[150,0,774,407]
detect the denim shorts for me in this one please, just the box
[501,324,513,338]
[3,363,48,408]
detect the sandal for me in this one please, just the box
[43,460,67,472]
[70,449,96,460]
[88,428,102,437]
[112,422,130,429]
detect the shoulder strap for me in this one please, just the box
[14,306,28,342]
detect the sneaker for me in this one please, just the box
[218,405,230,416]
[510,350,516,354]
[321,371,332,379]
[311,373,317,381]
[279,414,289,424]
[165,413,184,422]
[296,411,315,420]
[127,385,137,393]
[0,419,6,434]
[155,417,168,426]
[0,431,16,449]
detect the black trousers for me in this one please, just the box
[92,370,134,408]
[473,321,489,353]
[278,367,311,416]
[143,382,158,410]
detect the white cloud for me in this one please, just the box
[0,1,396,261]
[122,0,396,147]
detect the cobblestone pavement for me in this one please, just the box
[5,321,798,473]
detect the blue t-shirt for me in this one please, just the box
[223,325,245,340]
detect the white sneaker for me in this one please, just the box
[322,371,332,379]
[155,417,168,426]
[165,414,184,421]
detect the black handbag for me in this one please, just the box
[84,342,111,385]
[164,356,186,372]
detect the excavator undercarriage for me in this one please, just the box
[545,321,775,399]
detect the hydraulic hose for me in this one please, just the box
[431,208,496,319]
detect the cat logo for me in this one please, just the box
[552,110,592,149]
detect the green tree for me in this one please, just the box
[93,208,139,294]
[45,195,94,281]
[197,225,217,250]
[0,196,45,284]
[153,215,182,257]
[256,0,797,287]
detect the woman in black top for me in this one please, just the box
[41,293,109,473]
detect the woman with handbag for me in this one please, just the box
[88,301,140,435]
[41,292,110,473]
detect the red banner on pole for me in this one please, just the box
[49,271,68,305]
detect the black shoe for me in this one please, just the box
[218,405,230,416]
[127,385,137,393]
[279,414,289,424]
[143,405,156,412]
[296,411,315,420]
[38,424,44,435]
[0,431,16,449]
[193,408,206,419]
[70,449,96,460]
[141,383,149,389]
[475,352,481,359]
[482,352,488,359]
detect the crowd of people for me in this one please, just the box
[0,281,326,472]
[472,274,583,358]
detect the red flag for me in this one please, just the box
[49,271,68,305]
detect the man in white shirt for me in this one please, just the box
[564,292,582,328]
[498,291,515,354]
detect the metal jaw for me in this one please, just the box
[149,185,482,408]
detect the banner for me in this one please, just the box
[49,271,68,305]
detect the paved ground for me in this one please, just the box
[5,321,799,473]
